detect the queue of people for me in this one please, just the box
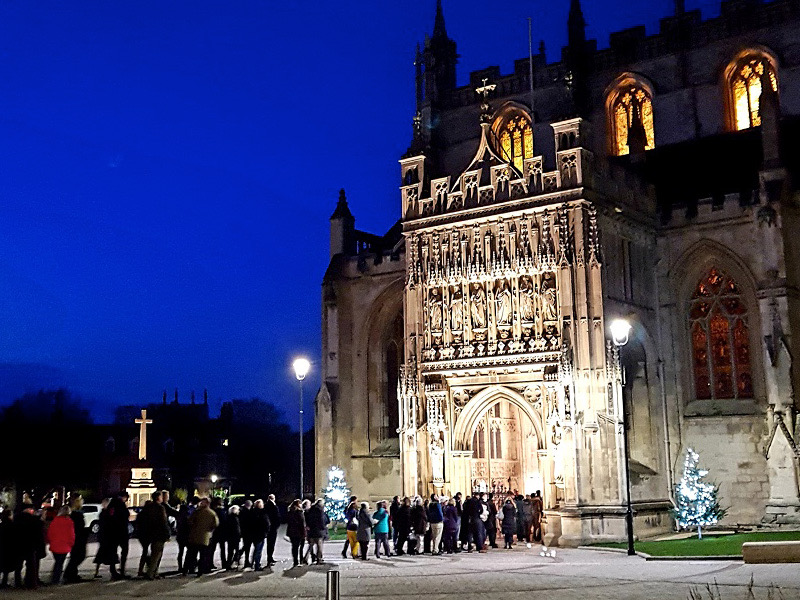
[0,488,544,588]
[338,490,544,560]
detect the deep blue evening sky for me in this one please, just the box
[0,0,720,425]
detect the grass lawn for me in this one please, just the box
[598,531,800,556]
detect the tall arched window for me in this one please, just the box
[472,422,486,459]
[609,82,655,156]
[727,53,778,131]
[689,268,753,400]
[493,111,533,172]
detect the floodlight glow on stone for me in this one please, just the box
[610,319,632,346]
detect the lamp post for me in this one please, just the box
[610,318,635,556]
[293,357,311,499]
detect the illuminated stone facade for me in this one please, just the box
[317,0,800,545]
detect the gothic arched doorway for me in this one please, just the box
[468,398,543,496]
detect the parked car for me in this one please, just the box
[83,503,104,534]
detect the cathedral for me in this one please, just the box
[315,0,800,546]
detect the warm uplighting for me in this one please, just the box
[293,357,311,381]
[610,319,632,347]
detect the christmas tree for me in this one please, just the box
[674,448,726,539]
[322,466,350,524]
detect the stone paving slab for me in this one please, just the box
[9,535,800,600]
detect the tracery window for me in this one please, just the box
[494,113,533,172]
[610,84,655,156]
[472,422,486,459]
[689,268,753,400]
[729,55,778,131]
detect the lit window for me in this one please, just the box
[495,113,533,172]
[610,84,655,156]
[730,56,777,130]
[689,268,752,400]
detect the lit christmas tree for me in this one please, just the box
[322,466,350,525]
[674,448,726,539]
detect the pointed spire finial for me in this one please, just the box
[330,188,354,220]
[675,0,685,15]
[433,0,447,39]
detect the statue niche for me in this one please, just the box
[541,273,558,322]
[450,287,464,333]
[429,288,443,332]
[519,276,536,322]
[470,284,487,336]
[495,281,512,326]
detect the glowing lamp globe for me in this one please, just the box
[293,358,311,381]
[610,319,632,347]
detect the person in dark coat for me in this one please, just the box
[16,504,45,589]
[64,495,88,583]
[532,490,543,542]
[265,494,280,567]
[175,501,193,572]
[355,502,372,561]
[485,493,498,549]
[340,495,357,558]
[137,491,170,580]
[209,497,226,570]
[224,505,242,569]
[286,500,306,568]
[461,495,477,551]
[500,498,517,548]
[93,498,120,579]
[394,497,412,555]
[238,500,254,569]
[409,497,427,555]
[426,495,444,555]
[389,496,400,547]
[106,492,131,579]
[515,495,525,542]
[472,493,488,552]
[442,498,459,554]
[0,509,21,588]
[248,499,270,571]
[305,499,328,565]
[453,492,464,552]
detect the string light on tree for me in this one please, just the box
[322,466,350,524]
[674,448,726,539]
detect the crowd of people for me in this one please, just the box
[341,491,544,561]
[0,488,544,589]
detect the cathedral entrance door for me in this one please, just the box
[469,399,542,497]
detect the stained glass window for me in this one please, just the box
[689,268,752,400]
[730,56,778,130]
[611,84,655,156]
[496,114,533,172]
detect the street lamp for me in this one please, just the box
[611,318,636,556]
[293,357,311,499]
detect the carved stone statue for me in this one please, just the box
[451,287,464,331]
[541,274,558,321]
[430,288,443,331]
[495,281,512,325]
[470,284,487,329]
[519,276,536,321]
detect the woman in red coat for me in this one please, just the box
[47,507,75,585]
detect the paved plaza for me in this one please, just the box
[10,533,800,600]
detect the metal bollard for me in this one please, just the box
[326,569,340,600]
